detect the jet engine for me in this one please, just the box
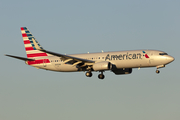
[92,61,112,71]
[112,68,132,75]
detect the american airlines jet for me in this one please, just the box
[5,27,175,79]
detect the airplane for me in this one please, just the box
[5,27,175,79]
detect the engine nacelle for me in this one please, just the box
[112,68,132,75]
[92,61,112,71]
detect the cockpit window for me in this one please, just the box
[159,53,168,55]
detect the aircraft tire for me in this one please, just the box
[156,70,160,74]
[86,72,92,77]
[98,74,105,79]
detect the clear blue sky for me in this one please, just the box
[0,0,179,120]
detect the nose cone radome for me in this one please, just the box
[167,56,175,63]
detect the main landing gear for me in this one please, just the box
[98,71,105,79]
[85,71,92,77]
[85,71,105,79]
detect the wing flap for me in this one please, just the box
[72,61,82,66]
[63,59,73,64]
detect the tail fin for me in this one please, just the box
[21,27,49,58]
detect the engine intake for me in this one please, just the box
[93,61,112,71]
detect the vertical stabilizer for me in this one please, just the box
[21,27,48,58]
[20,27,50,65]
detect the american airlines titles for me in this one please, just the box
[105,53,142,61]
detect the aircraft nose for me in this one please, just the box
[167,56,175,63]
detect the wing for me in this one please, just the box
[40,49,95,67]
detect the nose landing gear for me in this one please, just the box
[156,69,160,74]
[156,65,165,74]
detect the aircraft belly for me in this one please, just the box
[58,64,78,72]
[112,59,153,68]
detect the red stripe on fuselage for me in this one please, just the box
[27,53,47,58]
[24,40,31,44]
[25,47,34,51]
[27,59,50,65]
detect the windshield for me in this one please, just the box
[159,53,168,55]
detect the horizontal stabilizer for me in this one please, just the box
[5,54,34,61]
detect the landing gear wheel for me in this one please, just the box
[156,70,160,74]
[98,74,105,79]
[86,72,92,77]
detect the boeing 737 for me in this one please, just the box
[5,27,175,79]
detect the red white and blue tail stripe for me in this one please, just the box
[21,27,51,65]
